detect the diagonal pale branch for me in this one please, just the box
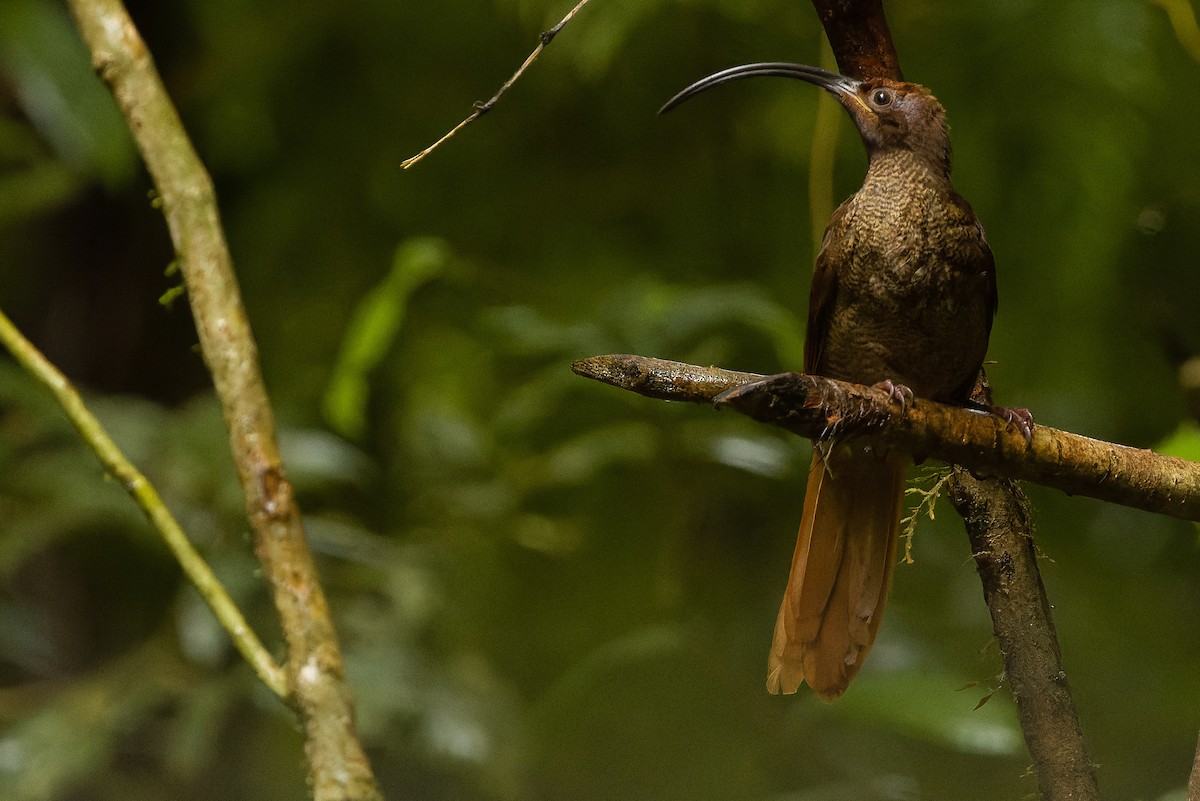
[0,309,287,698]
[573,354,1200,521]
[65,1,379,799]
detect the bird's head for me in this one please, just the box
[661,63,951,174]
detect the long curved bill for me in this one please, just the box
[659,62,861,114]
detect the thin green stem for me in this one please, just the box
[1148,0,1200,63]
[0,308,288,698]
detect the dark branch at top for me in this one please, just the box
[811,0,903,80]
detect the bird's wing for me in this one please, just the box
[805,201,852,374]
[947,190,998,332]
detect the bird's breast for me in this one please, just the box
[816,186,992,402]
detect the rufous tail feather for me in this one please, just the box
[766,447,905,701]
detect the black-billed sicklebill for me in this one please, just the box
[662,63,1028,700]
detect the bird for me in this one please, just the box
[662,63,1024,700]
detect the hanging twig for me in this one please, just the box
[401,0,594,169]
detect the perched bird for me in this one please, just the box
[663,64,1021,700]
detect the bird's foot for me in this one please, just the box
[973,402,1034,442]
[872,379,914,411]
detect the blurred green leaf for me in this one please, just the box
[323,237,450,438]
[0,0,136,187]
[1155,420,1200,461]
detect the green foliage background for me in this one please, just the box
[2,0,1200,799]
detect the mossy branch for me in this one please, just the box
[574,354,1200,522]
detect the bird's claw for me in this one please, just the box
[872,379,914,411]
[987,404,1034,442]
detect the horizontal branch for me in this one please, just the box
[573,354,1200,522]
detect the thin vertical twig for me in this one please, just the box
[65,1,380,798]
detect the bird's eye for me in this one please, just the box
[872,89,892,106]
